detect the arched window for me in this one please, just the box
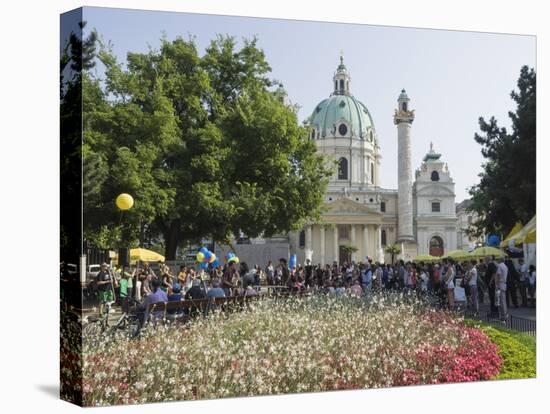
[431,170,440,181]
[311,129,316,140]
[429,236,444,257]
[339,79,344,92]
[338,157,348,180]
[299,230,306,248]
[381,230,387,246]
[335,80,338,91]
[402,102,408,111]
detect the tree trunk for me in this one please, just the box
[164,219,181,261]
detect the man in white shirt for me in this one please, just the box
[496,257,508,320]
[518,259,529,307]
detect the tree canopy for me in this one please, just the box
[468,66,536,237]
[81,33,333,259]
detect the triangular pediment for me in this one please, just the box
[415,184,454,197]
[323,197,382,216]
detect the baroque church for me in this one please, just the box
[288,57,458,265]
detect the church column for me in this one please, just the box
[333,225,339,264]
[350,224,356,262]
[376,224,383,263]
[363,224,369,261]
[320,225,326,265]
[305,225,312,255]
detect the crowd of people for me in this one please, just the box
[88,254,536,322]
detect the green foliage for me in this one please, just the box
[340,244,359,254]
[468,66,536,237]
[464,319,536,379]
[385,244,401,263]
[81,32,332,258]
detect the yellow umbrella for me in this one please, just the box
[500,221,523,247]
[524,228,536,244]
[501,215,536,247]
[467,246,507,259]
[444,250,471,260]
[116,248,165,265]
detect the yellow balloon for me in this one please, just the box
[196,252,205,263]
[209,253,216,263]
[116,193,134,211]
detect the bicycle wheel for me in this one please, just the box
[82,321,102,338]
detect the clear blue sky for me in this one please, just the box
[79,6,536,202]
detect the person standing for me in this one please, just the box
[505,259,519,308]
[485,256,498,316]
[466,260,479,315]
[496,257,509,320]
[518,258,529,307]
[443,259,455,311]
[265,261,274,286]
[527,265,536,307]
[96,263,114,316]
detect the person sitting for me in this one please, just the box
[207,278,226,298]
[138,278,168,326]
[350,279,363,297]
[167,284,183,316]
[244,285,259,296]
[185,279,206,300]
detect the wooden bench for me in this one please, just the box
[144,295,264,325]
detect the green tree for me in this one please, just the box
[384,244,401,264]
[468,66,536,237]
[83,34,332,259]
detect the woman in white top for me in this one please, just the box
[528,265,536,306]
[444,259,455,310]
[466,260,479,314]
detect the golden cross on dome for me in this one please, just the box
[340,49,344,64]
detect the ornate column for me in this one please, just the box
[333,225,339,264]
[363,224,369,261]
[394,89,415,243]
[376,225,384,263]
[320,225,325,265]
[350,224,356,262]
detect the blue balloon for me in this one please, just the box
[487,234,500,247]
[225,252,235,261]
[289,254,297,269]
[200,247,209,254]
[204,250,212,260]
[199,262,208,269]
[211,259,219,268]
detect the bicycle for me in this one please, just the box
[83,298,141,339]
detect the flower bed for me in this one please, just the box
[464,319,536,379]
[81,294,502,406]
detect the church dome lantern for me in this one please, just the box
[309,55,376,141]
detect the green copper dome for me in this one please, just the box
[308,57,375,140]
[309,94,375,139]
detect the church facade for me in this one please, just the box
[289,57,458,265]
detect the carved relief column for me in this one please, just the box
[320,225,325,265]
